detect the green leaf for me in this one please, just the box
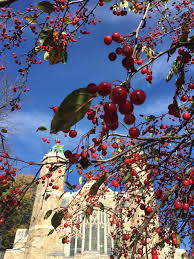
[1,128,7,133]
[51,210,64,229]
[37,1,55,14]
[99,202,104,211]
[176,235,181,247]
[166,69,174,82]
[63,17,72,24]
[48,229,54,236]
[2,189,10,196]
[122,171,132,184]
[116,238,122,248]
[36,126,47,132]
[145,115,156,121]
[44,209,52,219]
[49,49,63,65]
[39,27,53,46]
[26,15,37,24]
[65,181,73,190]
[45,193,50,200]
[62,51,67,64]
[50,88,96,133]
[104,0,112,2]
[89,173,110,196]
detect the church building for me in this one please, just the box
[4,146,186,259]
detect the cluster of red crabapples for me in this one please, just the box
[87,80,146,138]
[104,33,135,71]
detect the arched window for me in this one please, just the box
[68,209,114,256]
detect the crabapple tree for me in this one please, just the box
[0,0,193,258]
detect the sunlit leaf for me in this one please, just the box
[120,0,129,8]
[26,15,37,24]
[63,17,72,24]
[44,52,49,61]
[79,176,82,185]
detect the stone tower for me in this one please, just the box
[24,144,68,259]
[4,144,68,259]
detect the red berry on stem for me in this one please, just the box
[111,86,127,104]
[112,32,120,42]
[129,127,140,138]
[87,83,98,94]
[174,200,182,209]
[130,90,146,105]
[119,100,133,114]
[104,35,112,45]
[122,45,133,57]
[98,82,112,96]
[104,102,117,114]
[124,114,135,125]
[122,57,134,70]
[182,112,190,120]
[69,130,77,138]
[108,52,117,61]
[182,203,189,210]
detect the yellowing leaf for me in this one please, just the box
[26,15,37,24]
[63,17,72,24]
[142,45,147,52]
[79,176,82,185]
[1,128,7,133]
[116,139,120,143]
[44,51,49,61]
[120,0,129,8]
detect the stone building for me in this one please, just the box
[4,146,186,259]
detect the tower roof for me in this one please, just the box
[42,144,66,161]
[49,144,64,154]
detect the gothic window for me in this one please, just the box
[91,225,97,250]
[77,237,82,254]
[68,209,114,256]
[70,237,75,256]
[100,225,104,253]
[84,224,89,251]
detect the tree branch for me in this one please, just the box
[0,0,17,7]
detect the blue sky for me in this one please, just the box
[2,0,180,167]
